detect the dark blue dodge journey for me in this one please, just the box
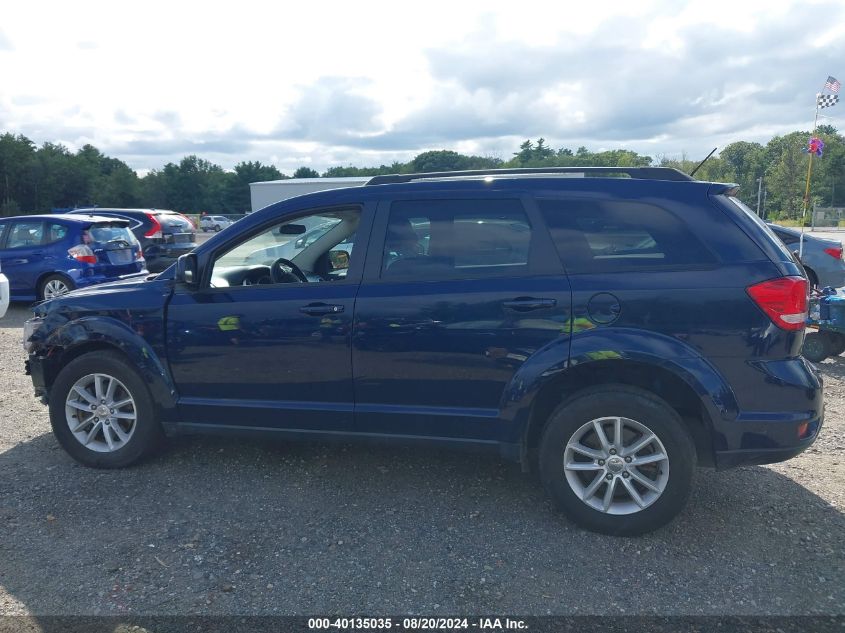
[23,168,823,535]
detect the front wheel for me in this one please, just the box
[48,350,163,468]
[539,386,695,536]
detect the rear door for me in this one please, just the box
[352,194,572,443]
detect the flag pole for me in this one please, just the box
[800,97,821,256]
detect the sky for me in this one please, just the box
[1,0,843,175]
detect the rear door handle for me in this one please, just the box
[503,297,557,312]
[299,303,345,316]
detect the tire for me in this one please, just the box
[214,225,221,232]
[48,350,163,468]
[539,385,695,536]
[828,333,845,356]
[38,274,75,301]
[803,332,831,363]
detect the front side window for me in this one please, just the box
[381,199,531,280]
[6,222,44,249]
[210,208,359,288]
[538,198,716,273]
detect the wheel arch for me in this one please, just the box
[501,331,739,470]
[39,317,178,414]
[522,360,718,468]
[36,271,74,297]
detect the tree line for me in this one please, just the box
[1,127,844,218]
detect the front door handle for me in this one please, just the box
[503,297,557,312]
[299,303,345,316]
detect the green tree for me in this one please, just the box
[293,166,320,178]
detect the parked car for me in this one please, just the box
[200,215,235,232]
[0,260,8,318]
[0,214,146,301]
[68,208,196,273]
[767,223,845,288]
[23,168,822,535]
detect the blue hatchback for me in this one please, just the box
[0,214,146,300]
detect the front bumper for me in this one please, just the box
[25,354,48,401]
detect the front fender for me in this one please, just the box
[38,315,178,413]
[499,328,739,444]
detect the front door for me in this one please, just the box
[352,195,572,443]
[0,220,47,296]
[166,205,371,433]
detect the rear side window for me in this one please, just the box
[46,223,70,243]
[725,196,798,264]
[538,198,716,273]
[6,222,44,248]
[382,199,531,280]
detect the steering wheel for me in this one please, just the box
[269,257,309,284]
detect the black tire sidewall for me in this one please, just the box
[49,351,161,468]
[803,332,830,363]
[539,386,695,536]
[39,274,75,301]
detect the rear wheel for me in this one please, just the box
[39,274,75,300]
[539,386,695,536]
[828,333,845,356]
[803,331,831,362]
[49,351,163,468]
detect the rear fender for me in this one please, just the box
[500,328,739,445]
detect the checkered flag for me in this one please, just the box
[817,93,839,109]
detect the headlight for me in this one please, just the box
[23,317,44,353]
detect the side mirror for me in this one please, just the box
[175,253,199,286]
[329,249,351,270]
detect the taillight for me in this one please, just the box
[144,212,163,239]
[746,276,808,331]
[823,246,843,260]
[68,245,97,265]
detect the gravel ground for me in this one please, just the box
[0,303,843,617]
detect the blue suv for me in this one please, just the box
[0,214,146,300]
[23,168,823,535]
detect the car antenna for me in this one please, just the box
[689,147,717,178]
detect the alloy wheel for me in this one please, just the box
[65,373,138,452]
[43,279,70,299]
[564,416,670,515]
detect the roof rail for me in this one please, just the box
[365,167,694,186]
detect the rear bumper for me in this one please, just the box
[710,356,823,469]
[714,411,823,469]
[144,245,196,272]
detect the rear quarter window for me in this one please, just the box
[538,198,717,274]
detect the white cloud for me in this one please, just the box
[0,0,842,173]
